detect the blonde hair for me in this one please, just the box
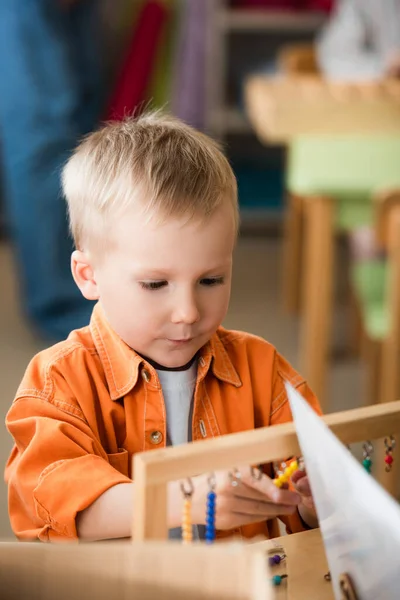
[62,112,239,253]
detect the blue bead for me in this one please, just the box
[272,576,282,586]
[208,492,216,501]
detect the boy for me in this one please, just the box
[5,113,319,542]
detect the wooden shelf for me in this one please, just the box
[219,9,326,32]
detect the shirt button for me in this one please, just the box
[150,431,163,445]
[142,369,151,383]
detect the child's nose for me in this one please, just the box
[170,290,200,325]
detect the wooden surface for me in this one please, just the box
[133,401,400,540]
[250,529,334,600]
[245,76,400,143]
[0,541,270,600]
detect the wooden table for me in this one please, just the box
[249,529,334,600]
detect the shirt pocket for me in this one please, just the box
[107,448,130,478]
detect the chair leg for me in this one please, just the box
[282,193,303,314]
[299,196,335,409]
[376,206,400,498]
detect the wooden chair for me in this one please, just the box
[245,76,400,407]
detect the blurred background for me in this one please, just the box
[1,0,400,537]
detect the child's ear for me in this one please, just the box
[71,250,100,301]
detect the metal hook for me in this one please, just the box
[362,441,373,457]
[207,473,216,491]
[229,468,242,487]
[180,478,194,499]
[385,435,396,451]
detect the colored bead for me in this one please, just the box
[205,489,216,544]
[273,478,282,488]
[385,454,394,465]
[268,554,282,566]
[362,457,372,472]
[272,575,283,586]
[182,498,193,543]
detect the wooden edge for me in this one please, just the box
[133,401,400,486]
[373,189,400,248]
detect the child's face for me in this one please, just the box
[91,204,235,368]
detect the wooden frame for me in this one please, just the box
[133,401,400,542]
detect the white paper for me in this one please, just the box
[286,382,400,600]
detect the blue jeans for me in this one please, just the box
[0,0,102,340]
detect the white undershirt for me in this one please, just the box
[156,361,201,540]
[156,361,197,446]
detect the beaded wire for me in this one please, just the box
[273,459,299,488]
[384,435,396,472]
[205,473,216,544]
[180,479,194,544]
[362,441,373,473]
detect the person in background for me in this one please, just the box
[0,0,102,341]
[317,0,400,81]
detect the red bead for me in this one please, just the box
[385,454,394,465]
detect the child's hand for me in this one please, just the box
[291,469,314,510]
[291,469,318,528]
[188,467,302,531]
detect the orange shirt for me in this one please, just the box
[5,303,321,542]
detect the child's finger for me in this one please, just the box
[241,470,301,506]
[292,474,312,496]
[290,469,307,485]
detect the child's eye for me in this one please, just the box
[200,277,225,286]
[139,281,167,290]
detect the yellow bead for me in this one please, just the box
[273,478,282,488]
[278,474,286,483]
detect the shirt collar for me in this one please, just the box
[90,303,242,400]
